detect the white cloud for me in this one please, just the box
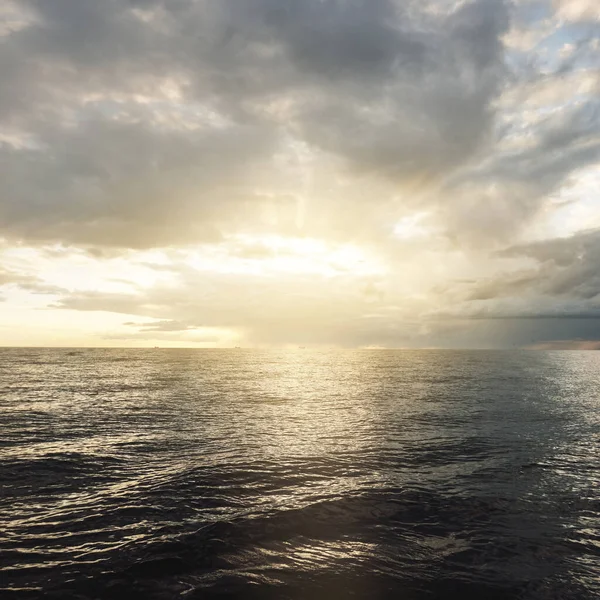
[553,0,600,21]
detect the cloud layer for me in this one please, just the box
[1,0,599,347]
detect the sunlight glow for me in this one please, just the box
[393,212,431,240]
[184,235,386,278]
[0,245,177,294]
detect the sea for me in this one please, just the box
[0,348,598,599]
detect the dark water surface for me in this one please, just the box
[1,349,599,599]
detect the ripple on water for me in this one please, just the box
[0,348,599,599]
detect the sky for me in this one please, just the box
[0,0,599,348]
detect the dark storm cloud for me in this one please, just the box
[0,0,512,248]
[435,229,600,329]
[501,229,600,301]
[215,0,421,79]
[290,0,509,180]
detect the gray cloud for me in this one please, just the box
[0,266,64,294]
[292,0,509,181]
[1,116,277,247]
[0,0,512,248]
[428,228,600,329]
[501,229,600,300]
[438,93,600,246]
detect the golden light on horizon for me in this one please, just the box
[183,235,387,279]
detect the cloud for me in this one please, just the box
[0,0,512,249]
[125,319,197,332]
[439,76,600,245]
[422,228,600,331]
[0,266,64,294]
[1,0,600,347]
[1,117,277,247]
[500,228,600,300]
[553,0,600,21]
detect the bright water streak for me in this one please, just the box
[0,349,599,599]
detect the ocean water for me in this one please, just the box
[0,349,599,600]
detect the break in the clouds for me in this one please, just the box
[0,0,599,347]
